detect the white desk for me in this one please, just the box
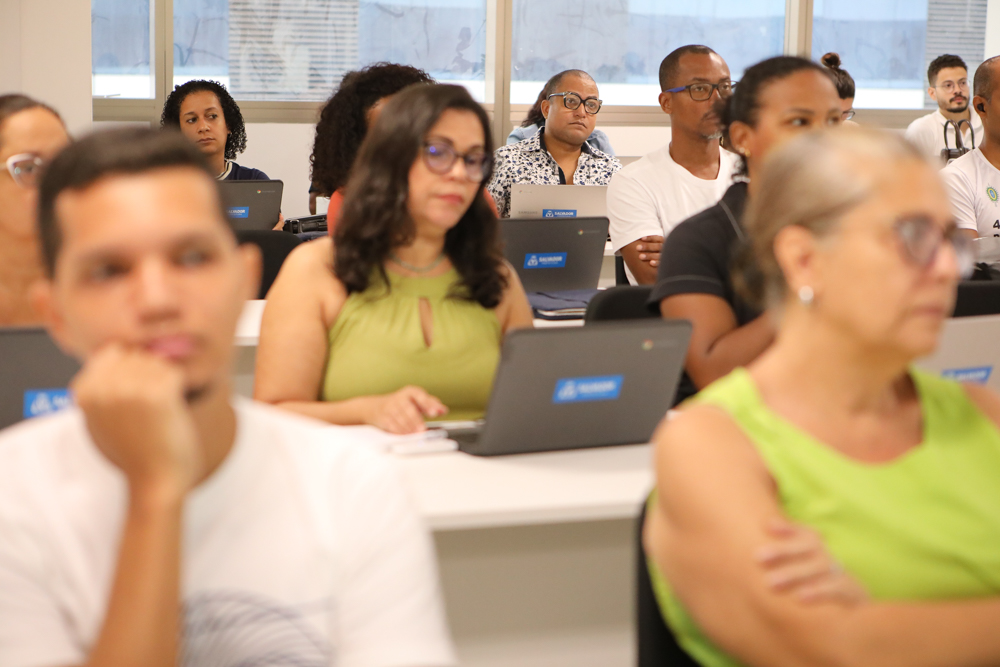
[398,443,652,531]
[395,442,652,667]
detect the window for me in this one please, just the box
[170,0,488,102]
[92,0,154,99]
[811,0,987,109]
[510,0,786,106]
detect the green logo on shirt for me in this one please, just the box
[989,186,998,202]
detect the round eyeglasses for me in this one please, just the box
[422,142,491,182]
[4,153,45,188]
[547,92,603,115]
[664,81,737,102]
[894,216,974,279]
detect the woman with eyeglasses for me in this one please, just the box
[488,69,621,217]
[651,56,843,404]
[507,72,616,156]
[821,52,857,123]
[255,84,533,434]
[0,94,70,325]
[643,125,1000,667]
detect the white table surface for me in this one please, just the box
[397,443,653,531]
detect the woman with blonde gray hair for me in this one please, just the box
[643,126,1000,666]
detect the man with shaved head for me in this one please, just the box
[941,56,1000,239]
[608,45,739,284]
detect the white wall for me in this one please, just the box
[242,123,316,218]
[0,0,92,135]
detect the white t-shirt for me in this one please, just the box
[607,143,738,283]
[940,147,1000,238]
[904,109,984,167]
[0,399,455,667]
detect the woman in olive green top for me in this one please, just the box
[644,126,1000,666]
[255,84,532,433]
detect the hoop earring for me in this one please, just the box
[798,285,814,306]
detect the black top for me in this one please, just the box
[648,182,760,403]
[225,162,270,181]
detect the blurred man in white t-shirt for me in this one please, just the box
[941,57,1000,240]
[608,45,739,284]
[0,128,455,667]
[905,54,983,168]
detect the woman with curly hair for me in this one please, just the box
[161,79,268,180]
[310,63,434,219]
[256,84,533,434]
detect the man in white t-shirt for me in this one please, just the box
[0,128,455,667]
[941,57,1000,240]
[608,45,739,284]
[905,54,983,168]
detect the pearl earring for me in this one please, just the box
[798,285,814,306]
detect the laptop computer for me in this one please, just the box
[432,319,691,456]
[219,180,284,231]
[502,216,609,292]
[0,327,80,430]
[915,314,1000,392]
[509,184,608,219]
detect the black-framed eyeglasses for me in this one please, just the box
[4,153,45,188]
[421,142,491,182]
[547,92,603,115]
[842,109,856,121]
[894,216,973,279]
[664,80,737,102]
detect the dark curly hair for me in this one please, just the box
[160,80,247,160]
[334,84,507,309]
[311,63,434,196]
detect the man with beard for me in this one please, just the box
[608,45,739,285]
[905,54,983,167]
[942,56,1000,240]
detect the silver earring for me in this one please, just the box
[798,285,814,306]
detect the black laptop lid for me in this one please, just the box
[220,180,284,231]
[0,327,80,430]
[460,319,691,456]
[501,216,609,292]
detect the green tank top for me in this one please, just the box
[322,267,501,421]
[649,367,1000,667]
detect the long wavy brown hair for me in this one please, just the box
[333,84,506,309]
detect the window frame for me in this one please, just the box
[93,0,934,138]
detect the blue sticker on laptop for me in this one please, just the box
[524,252,567,269]
[227,207,249,219]
[542,209,577,218]
[941,366,993,384]
[552,375,624,404]
[23,389,73,419]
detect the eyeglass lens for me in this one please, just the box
[559,93,602,114]
[6,155,44,188]
[896,217,974,278]
[687,82,735,101]
[423,143,490,181]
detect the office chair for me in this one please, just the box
[953,281,1000,318]
[235,230,302,300]
[636,501,701,667]
[584,286,657,323]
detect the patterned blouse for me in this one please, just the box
[487,128,622,218]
